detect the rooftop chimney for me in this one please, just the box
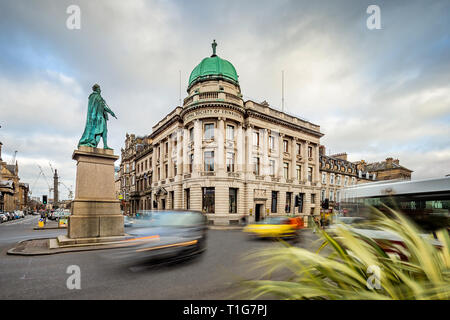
[386,157,393,168]
[319,145,326,156]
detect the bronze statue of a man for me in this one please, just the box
[78,84,117,149]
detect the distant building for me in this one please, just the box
[319,147,376,206]
[355,158,413,181]
[0,142,29,212]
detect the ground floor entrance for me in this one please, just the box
[255,203,263,222]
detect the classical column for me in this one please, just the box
[236,123,243,173]
[262,129,269,177]
[217,117,225,176]
[246,124,254,178]
[152,143,157,184]
[183,127,189,175]
[168,135,173,178]
[302,141,308,184]
[176,127,183,177]
[278,133,284,179]
[193,119,202,177]
[314,143,320,185]
[291,137,297,182]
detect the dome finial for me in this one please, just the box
[211,39,217,57]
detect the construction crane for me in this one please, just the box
[37,164,53,200]
[29,170,43,196]
[59,181,73,200]
[10,150,17,165]
[49,162,55,174]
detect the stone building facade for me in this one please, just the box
[355,158,413,181]
[319,147,376,208]
[118,42,414,224]
[119,42,324,225]
[0,142,29,212]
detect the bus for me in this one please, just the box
[339,177,450,234]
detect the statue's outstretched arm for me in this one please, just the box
[104,102,117,119]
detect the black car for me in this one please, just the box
[107,210,207,266]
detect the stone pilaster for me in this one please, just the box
[193,119,202,177]
[217,118,225,176]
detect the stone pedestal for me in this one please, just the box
[68,146,124,239]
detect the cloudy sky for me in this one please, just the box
[0,0,449,200]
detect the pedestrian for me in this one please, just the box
[313,216,319,233]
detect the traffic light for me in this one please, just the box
[298,193,304,213]
[42,195,47,205]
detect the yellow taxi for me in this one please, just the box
[243,216,300,239]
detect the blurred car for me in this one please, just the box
[124,215,134,227]
[14,210,24,219]
[108,210,207,265]
[53,210,71,221]
[243,216,300,239]
[0,213,7,223]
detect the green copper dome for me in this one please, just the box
[188,41,239,88]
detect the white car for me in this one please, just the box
[0,213,8,223]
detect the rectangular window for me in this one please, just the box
[158,167,160,180]
[329,190,334,202]
[165,141,169,155]
[336,190,341,203]
[189,154,194,173]
[311,193,316,204]
[322,173,326,184]
[308,167,313,182]
[253,157,260,175]
[271,191,278,213]
[285,192,292,213]
[283,162,289,179]
[337,175,341,185]
[189,127,194,141]
[173,161,177,176]
[226,152,235,172]
[330,174,335,185]
[270,160,276,176]
[321,189,325,201]
[229,188,237,213]
[253,131,260,146]
[283,140,289,153]
[170,191,174,209]
[202,187,215,213]
[204,151,215,171]
[296,165,301,180]
[145,160,148,171]
[269,135,275,151]
[344,176,349,186]
[308,146,313,158]
[226,125,234,141]
[165,164,168,178]
[185,188,190,210]
[204,123,214,140]
[296,143,301,155]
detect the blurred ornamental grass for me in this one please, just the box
[242,207,450,300]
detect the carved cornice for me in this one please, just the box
[246,110,324,138]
